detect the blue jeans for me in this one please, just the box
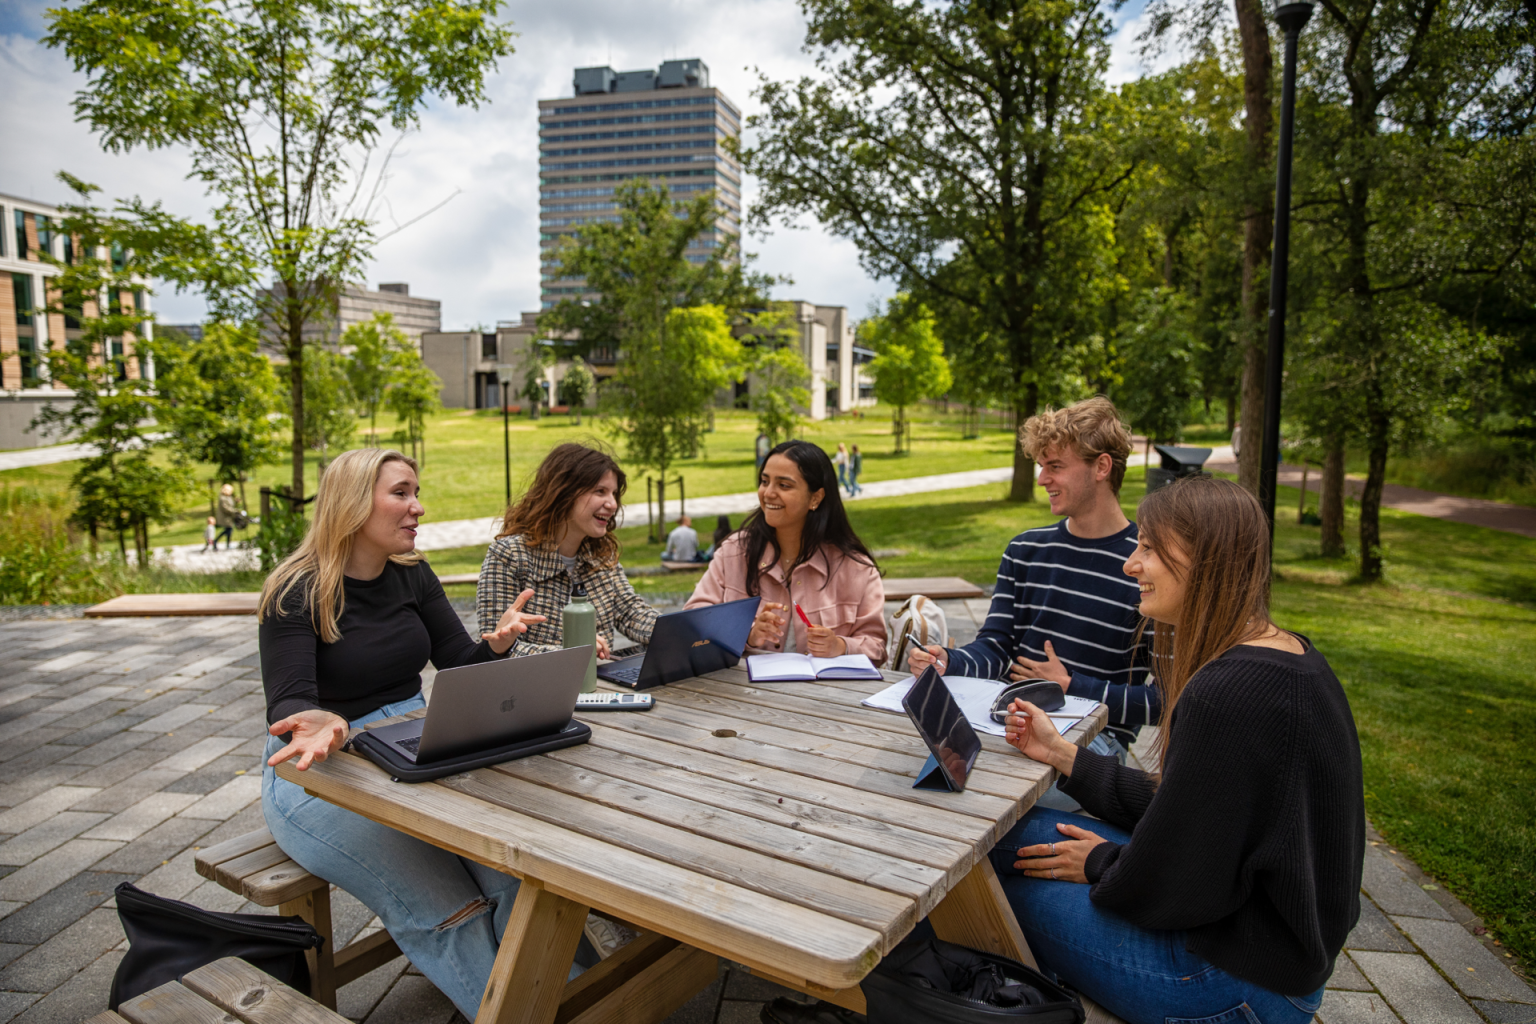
[989,807,1324,1024]
[263,694,545,1017]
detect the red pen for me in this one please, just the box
[794,603,813,628]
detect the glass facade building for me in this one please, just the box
[538,58,742,313]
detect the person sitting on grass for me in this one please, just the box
[259,447,562,1020]
[477,441,657,659]
[662,514,703,563]
[994,476,1364,1024]
[909,396,1157,780]
[687,440,886,664]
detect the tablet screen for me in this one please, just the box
[900,666,981,791]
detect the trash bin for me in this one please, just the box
[1146,445,1214,494]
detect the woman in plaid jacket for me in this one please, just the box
[476,443,657,657]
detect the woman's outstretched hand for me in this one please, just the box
[267,709,350,772]
[1013,821,1108,884]
[1004,699,1078,776]
[748,602,787,649]
[483,588,548,655]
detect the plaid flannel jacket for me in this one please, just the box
[476,534,658,656]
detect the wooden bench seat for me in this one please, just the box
[83,956,350,1023]
[194,828,403,1009]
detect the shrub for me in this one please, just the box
[0,487,123,605]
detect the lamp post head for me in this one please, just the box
[1275,1,1313,34]
[495,364,517,386]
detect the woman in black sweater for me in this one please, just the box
[994,477,1365,1024]
[258,448,545,1019]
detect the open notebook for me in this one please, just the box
[745,652,883,682]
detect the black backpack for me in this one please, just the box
[860,934,1086,1024]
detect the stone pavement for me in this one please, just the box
[1,603,1531,1024]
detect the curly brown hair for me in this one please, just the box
[1020,396,1134,494]
[497,442,627,565]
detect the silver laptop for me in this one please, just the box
[366,645,592,764]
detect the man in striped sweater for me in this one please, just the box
[910,397,1159,770]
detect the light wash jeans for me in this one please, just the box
[989,807,1324,1024]
[263,693,577,1018]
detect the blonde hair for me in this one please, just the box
[258,448,424,643]
[1020,396,1134,493]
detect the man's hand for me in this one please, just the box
[266,709,350,771]
[805,624,847,658]
[1011,639,1070,689]
[907,644,949,676]
[1013,821,1108,883]
[749,602,787,649]
[482,589,548,655]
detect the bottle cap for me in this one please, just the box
[571,583,587,598]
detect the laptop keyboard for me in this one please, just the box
[605,661,643,684]
[394,735,421,755]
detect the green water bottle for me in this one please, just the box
[562,584,598,692]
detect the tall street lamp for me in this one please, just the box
[1259,1,1314,551]
[496,364,517,508]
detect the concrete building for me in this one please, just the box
[260,281,441,354]
[0,191,152,449]
[539,58,742,309]
[421,313,553,411]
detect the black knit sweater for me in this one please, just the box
[1061,636,1365,996]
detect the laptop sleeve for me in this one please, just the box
[347,719,591,783]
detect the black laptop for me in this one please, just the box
[597,597,761,689]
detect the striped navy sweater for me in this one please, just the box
[947,520,1159,746]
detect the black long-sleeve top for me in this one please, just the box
[1060,636,1365,997]
[260,559,505,725]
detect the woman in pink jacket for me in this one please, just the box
[686,440,887,664]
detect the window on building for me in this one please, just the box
[12,274,32,326]
[35,215,52,259]
[14,210,28,260]
[13,275,37,385]
[62,232,74,266]
[111,242,125,271]
[481,334,498,359]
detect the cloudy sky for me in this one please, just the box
[0,0,1172,329]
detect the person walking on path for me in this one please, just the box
[847,444,863,496]
[200,516,218,554]
[833,442,850,495]
[214,484,239,550]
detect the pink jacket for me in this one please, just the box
[685,535,887,665]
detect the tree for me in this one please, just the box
[155,322,286,507]
[741,304,811,446]
[386,349,443,465]
[1113,288,1201,444]
[741,0,1131,500]
[32,179,191,565]
[301,348,356,474]
[521,346,553,420]
[601,305,743,524]
[559,359,595,425]
[861,296,953,454]
[45,0,515,499]
[344,312,412,445]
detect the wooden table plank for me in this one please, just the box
[84,593,259,617]
[277,754,886,989]
[117,980,235,1024]
[181,957,350,1023]
[441,766,920,940]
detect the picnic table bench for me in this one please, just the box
[83,956,350,1023]
[276,664,1109,1024]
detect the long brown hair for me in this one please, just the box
[1137,476,1276,768]
[498,442,626,565]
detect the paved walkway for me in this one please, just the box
[0,602,1532,1024]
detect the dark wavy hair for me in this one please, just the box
[497,442,627,566]
[742,440,879,596]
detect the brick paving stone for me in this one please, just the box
[231,736,268,759]
[0,765,91,810]
[363,972,458,1024]
[0,943,30,969]
[0,907,125,994]
[81,793,201,843]
[0,727,71,762]
[1330,952,1377,991]
[1361,845,1454,922]
[149,735,245,774]
[10,948,123,1024]
[92,816,216,876]
[0,841,122,904]
[42,686,129,716]
[149,666,257,693]
[47,702,133,738]
[200,679,263,709]
[129,702,217,734]
[0,812,111,866]
[64,749,165,789]
[0,992,41,1022]
[0,871,136,946]
[0,901,21,921]
[0,746,79,785]
[1392,917,1536,1004]
[1472,1000,1536,1023]
[1352,951,1480,1024]
[194,801,266,851]
[29,650,108,674]
[0,686,50,710]
[54,731,154,768]
[207,694,266,722]
[179,878,249,915]
[144,715,250,747]
[131,848,201,902]
[1319,990,1405,1024]
[0,788,102,835]
[0,700,56,727]
[73,769,189,813]
[162,757,254,797]
[338,957,409,1022]
[178,774,262,820]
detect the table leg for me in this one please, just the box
[928,857,1038,970]
[477,878,590,1024]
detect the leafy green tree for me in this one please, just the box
[45,0,515,499]
[155,322,285,507]
[344,312,412,445]
[741,0,1129,499]
[740,304,811,446]
[301,348,357,474]
[861,297,953,454]
[601,305,743,524]
[559,359,595,424]
[1113,289,1201,444]
[521,346,553,420]
[386,349,443,465]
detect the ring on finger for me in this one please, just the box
[1050,843,1057,855]
[1050,866,1057,880]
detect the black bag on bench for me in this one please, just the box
[109,882,324,1009]
[860,933,1085,1024]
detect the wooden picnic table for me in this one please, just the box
[277,666,1107,1024]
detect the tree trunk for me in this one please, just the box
[1320,436,1345,558]
[1359,397,1389,581]
[1007,384,1040,502]
[286,286,307,500]
[1233,0,1275,497]
[656,475,667,541]
[1226,388,1237,434]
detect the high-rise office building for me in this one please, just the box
[538,58,742,311]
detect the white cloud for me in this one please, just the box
[3,0,1160,328]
